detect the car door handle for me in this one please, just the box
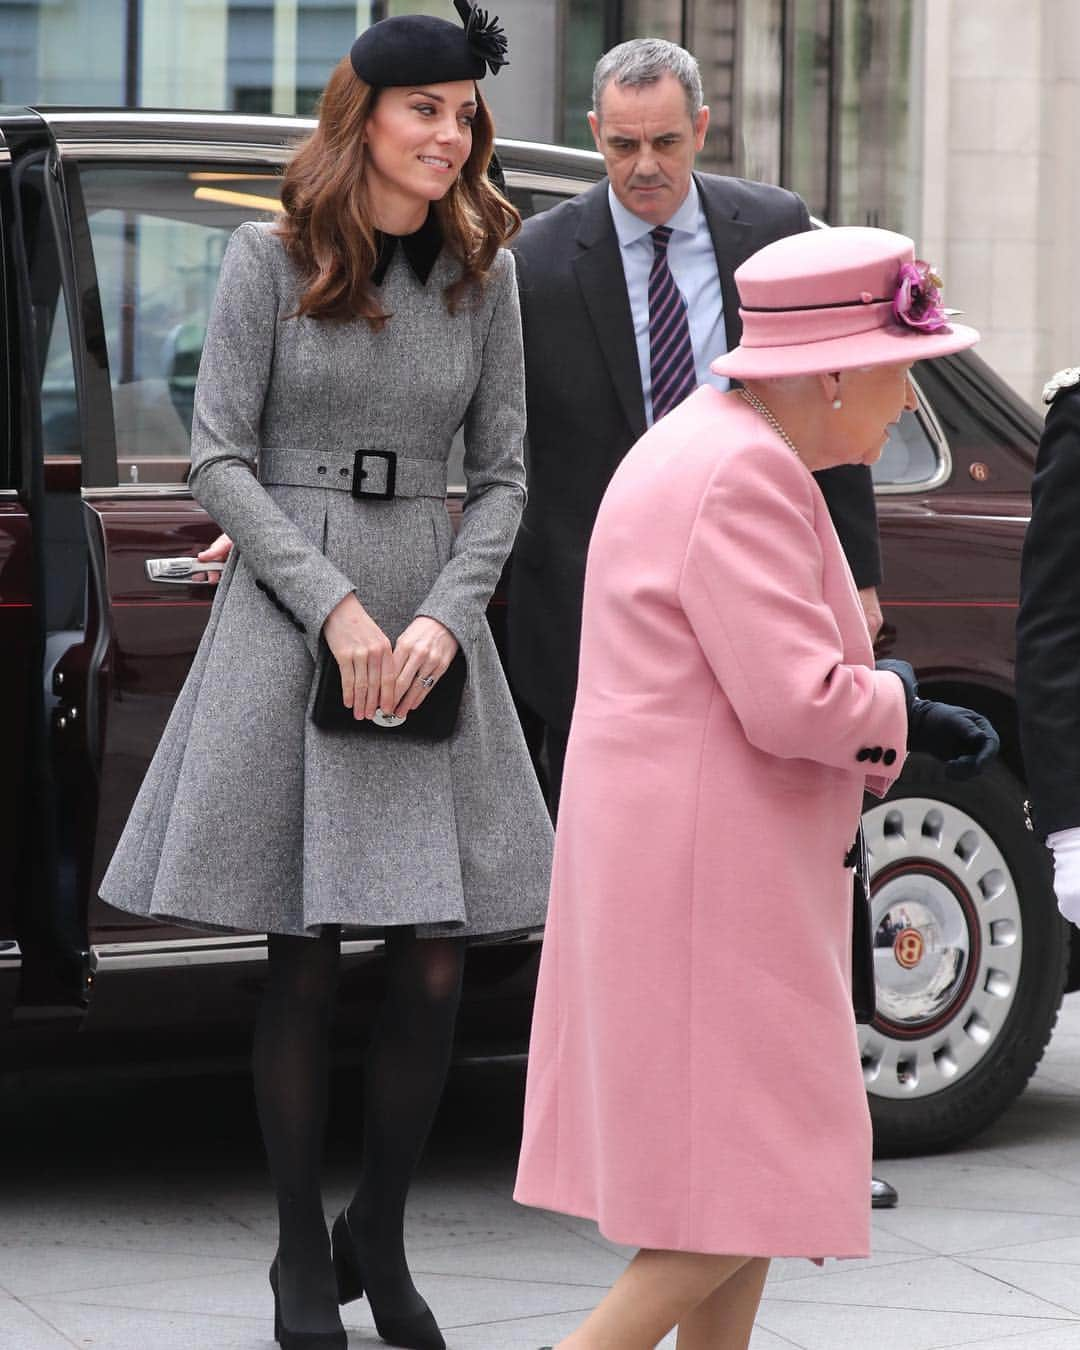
[145,557,224,584]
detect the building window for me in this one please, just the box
[783,0,834,221]
[834,0,917,232]
[560,0,607,149]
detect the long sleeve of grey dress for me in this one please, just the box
[189,225,356,651]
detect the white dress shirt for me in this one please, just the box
[608,179,730,427]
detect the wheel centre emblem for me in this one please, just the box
[894,927,925,970]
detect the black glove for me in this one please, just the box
[875,658,917,711]
[907,699,1000,780]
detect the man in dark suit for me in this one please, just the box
[508,37,882,806]
[508,37,894,1211]
[1017,369,1080,917]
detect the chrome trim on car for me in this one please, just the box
[83,484,192,500]
[497,136,604,175]
[56,140,294,164]
[505,169,597,196]
[936,513,1031,525]
[42,109,315,140]
[874,376,955,496]
[89,928,532,972]
[91,934,383,972]
[54,142,596,202]
[38,107,602,161]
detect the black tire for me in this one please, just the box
[861,754,1068,1156]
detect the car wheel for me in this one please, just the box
[860,754,1068,1156]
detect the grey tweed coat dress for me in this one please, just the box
[100,221,553,938]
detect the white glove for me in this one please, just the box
[1048,826,1080,924]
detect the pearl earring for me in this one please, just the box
[832,398,843,410]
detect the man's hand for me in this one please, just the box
[391,618,460,717]
[194,533,233,583]
[1049,827,1080,925]
[858,586,883,641]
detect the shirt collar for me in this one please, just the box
[608,177,701,249]
[372,209,444,286]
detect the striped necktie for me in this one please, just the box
[648,225,698,423]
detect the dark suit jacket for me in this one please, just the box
[1017,383,1080,837]
[508,172,882,731]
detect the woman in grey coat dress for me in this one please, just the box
[100,10,551,1350]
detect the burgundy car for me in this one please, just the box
[0,107,1058,1155]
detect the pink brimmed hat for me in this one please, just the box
[710,226,979,380]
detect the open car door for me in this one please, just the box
[2,108,114,1016]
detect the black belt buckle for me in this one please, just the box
[352,449,397,500]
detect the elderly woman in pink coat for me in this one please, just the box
[514,227,997,1349]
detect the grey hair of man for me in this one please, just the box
[592,38,705,122]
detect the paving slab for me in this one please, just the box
[873,1206,1080,1257]
[8,997,1080,1346]
[755,1299,1074,1350]
[0,1297,78,1350]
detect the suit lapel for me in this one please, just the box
[697,173,754,356]
[571,182,647,442]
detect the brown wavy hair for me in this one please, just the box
[276,56,520,327]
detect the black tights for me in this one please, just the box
[253,925,465,1331]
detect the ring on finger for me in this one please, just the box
[417,673,437,690]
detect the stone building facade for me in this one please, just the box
[919,0,1077,404]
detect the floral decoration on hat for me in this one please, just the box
[893,260,948,333]
[453,1,509,75]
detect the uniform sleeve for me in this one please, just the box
[415,249,527,644]
[1017,386,1080,836]
[188,224,354,653]
[676,442,907,783]
[812,464,882,588]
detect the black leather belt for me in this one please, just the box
[258,447,447,500]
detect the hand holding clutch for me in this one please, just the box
[907,699,1000,780]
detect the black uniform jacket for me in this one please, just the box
[507,172,882,731]
[1017,380,1080,837]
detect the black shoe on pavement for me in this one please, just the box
[871,1175,899,1208]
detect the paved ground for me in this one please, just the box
[6,997,1080,1350]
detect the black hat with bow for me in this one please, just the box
[350,2,509,87]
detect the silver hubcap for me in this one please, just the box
[859,796,1022,1100]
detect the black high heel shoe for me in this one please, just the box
[269,1258,347,1350]
[331,1209,445,1350]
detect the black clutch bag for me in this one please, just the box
[311,645,467,741]
[848,826,876,1025]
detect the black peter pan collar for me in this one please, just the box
[372,210,444,286]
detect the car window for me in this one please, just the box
[75,160,574,492]
[78,162,281,486]
[871,405,945,491]
[12,160,82,475]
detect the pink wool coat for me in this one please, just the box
[514,387,908,1259]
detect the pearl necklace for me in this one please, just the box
[738,388,802,461]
